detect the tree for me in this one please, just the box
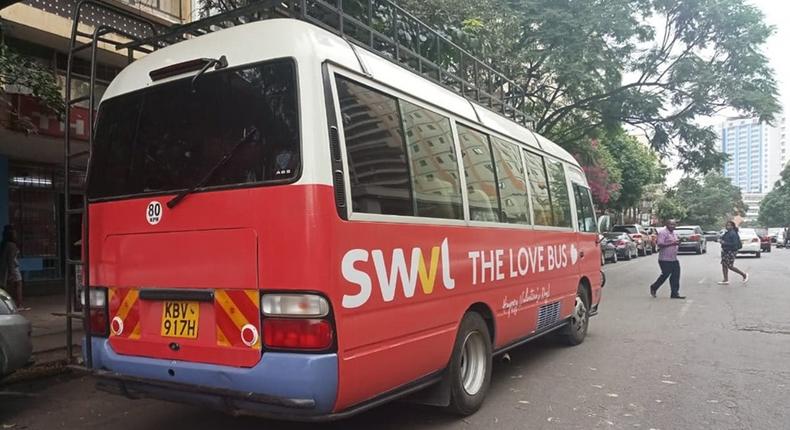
[575,138,622,209]
[601,130,662,216]
[675,172,746,230]
[396,0,779,172]
[758,164,790,227]
[0,36,64,130]
[655,196,686,222]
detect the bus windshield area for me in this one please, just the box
[87,58,300,200]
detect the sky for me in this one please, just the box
[663,0,789,187]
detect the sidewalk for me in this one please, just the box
[20,294,82,364]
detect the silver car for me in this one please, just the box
[0,288,32,376]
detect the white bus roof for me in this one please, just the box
[103,18,579,166]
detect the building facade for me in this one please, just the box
[719,115,788,223]
[0,0,190,284]
[720,117,772,195]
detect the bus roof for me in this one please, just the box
[102,18,579,166]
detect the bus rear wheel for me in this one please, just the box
[562,284,590,346]
[446,312,492,416]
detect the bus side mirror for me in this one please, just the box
[597,215,611,233]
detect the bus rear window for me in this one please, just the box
[87,59,299,200]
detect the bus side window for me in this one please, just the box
[523,151,553,226]
[490,137,529,224]
[546,159,573,228]
[458,125,500,222]
[336,77,413,216]
[574,184,596,233]
[400,100,463,220]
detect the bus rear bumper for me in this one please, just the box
[87,337,338,419]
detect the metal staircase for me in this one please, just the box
[63,0,532,367]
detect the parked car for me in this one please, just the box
[611,224,653,256]
[675,225,707,254]
[0,288,32,377]
[704,230,720,242]
[603,232,638,260]
[737,228,762,257]
[758,233,772,252]
[599,234,618,264]
[645,227,659,252]
[777,229,787,248]
[767,228,783,243]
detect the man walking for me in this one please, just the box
[650,219,685,299]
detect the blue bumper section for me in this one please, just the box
[87,338,338,417]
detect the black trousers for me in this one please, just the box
[651,260,680,296]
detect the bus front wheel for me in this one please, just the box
[446,312,492,416]
[562,284,590,346]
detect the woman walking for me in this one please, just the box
[0,225,26,309]
[719,221,748,285]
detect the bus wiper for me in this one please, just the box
[191,55,228,92]
[167,127,259,209]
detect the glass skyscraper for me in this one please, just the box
[720,118,771,194]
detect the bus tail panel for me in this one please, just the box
[103,228,262,368]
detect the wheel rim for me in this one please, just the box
[459,331,487,395]
[570,296,588,335]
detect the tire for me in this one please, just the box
[639,247,646,257]
[561,284,590,346]
[446,312,493,416]
[696,245,702,255]
[623,250,631,261]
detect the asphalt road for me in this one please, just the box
[3,242,790,430]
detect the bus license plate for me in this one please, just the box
[161,301,199,339]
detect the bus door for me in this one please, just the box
[572,183,600,287]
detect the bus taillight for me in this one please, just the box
[81,287,109,337]
[260,294,333,350]
[263,319,333,350]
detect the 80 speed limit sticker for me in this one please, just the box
[146,201,163,225]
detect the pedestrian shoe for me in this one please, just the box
[650,285,657,298]
[670,295,686,299]
[742,274,749,284]
[717,281,729,285]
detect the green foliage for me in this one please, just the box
[758,164,790,227]
[674,172,746,230]
[655,196,687,222]
[600,130,661,210]
[397,0,779,172]
[0,42,64,117]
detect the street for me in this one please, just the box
[2,242,790,430]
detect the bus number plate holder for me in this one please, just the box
[161,301,199,339]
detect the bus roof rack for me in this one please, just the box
[119,0,534,128]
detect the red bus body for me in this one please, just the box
[84,19,604,420]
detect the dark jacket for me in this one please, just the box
[720,230,740,252]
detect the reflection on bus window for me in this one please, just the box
[524,151,553,226]
[336,78,413,216]
[491,137,528,224]
[458,126,500,222]
[547,159,572,228]
[401,100,463,220]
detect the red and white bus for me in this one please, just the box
[83,17,604,420]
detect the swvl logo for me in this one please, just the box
[341,239,455,309]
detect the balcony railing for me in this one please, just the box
[116,0,184,22]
